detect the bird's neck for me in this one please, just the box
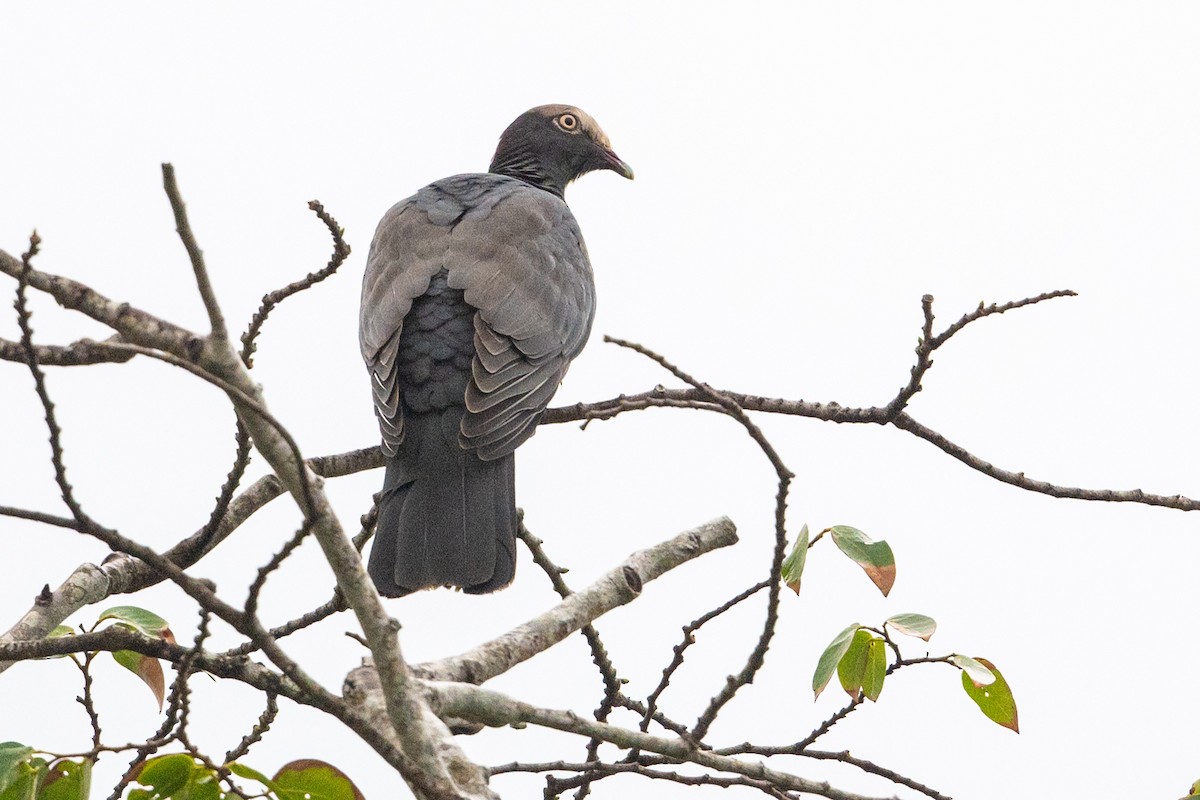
[489,149,569,198]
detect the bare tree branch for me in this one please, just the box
[430,681,903,800]
[0,626,411,776]
[240,199,351,368]
[640,580,770,736]
[0,334,135,366]
[13,231,96,530]
[492,759,795,797]
[890,411,1200,508]
[516,522,625,800]
[224,691,279,764]
[162,164,228,343]
[2,181,493,796]
[544,390,1200,512]
[160,170,495,799]
[929,289,1077,350]
[600,338,793,744]
[798,751,950,800]
[887,289,1076,419]
[2,193,1188,800]
[0,447,381,675]
[414,517,738,684]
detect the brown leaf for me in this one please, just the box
[863,563,896,597]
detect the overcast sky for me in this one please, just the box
[2,3,1199,799]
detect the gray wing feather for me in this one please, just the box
[465,365,554,413]
[360,195,456,455]
[465,373,566,459]
[471,353,528,393]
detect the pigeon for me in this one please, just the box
[359,104,633,596]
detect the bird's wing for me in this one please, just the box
[359,191,457,456]
[360,175,596,459]
[446,181,596,460]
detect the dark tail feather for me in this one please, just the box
[368,409,517,597]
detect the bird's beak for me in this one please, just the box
[601,148,635,180]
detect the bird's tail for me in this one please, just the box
[368,409,517,597]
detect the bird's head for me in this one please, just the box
[489,104,633,198]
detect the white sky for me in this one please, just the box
[2,3,1198,799]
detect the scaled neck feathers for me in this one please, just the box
[489,147,571,199]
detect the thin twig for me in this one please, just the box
[800,750,951,800]
[886,293,938,418]
[13,231,93,527]
[716,696,865,758]
[246,520,313,617]
[193,424,254,564]
[224,692,279,764]
[171,607,213,754]
[220,594,348,658]
[611,694,691,738]
[603,337,793,745]
[888,290,1076,419]
[73,651,103,750]
[515,524,624,800]
[546,388,1200,512]
[162,164,228,342]
[240,200,351,368]
[930,289,1077,349]
[639,580,770,736]
[0,505,84,531]
[892,411,1199,509]
[517,758,792,797]
[433,681,901,800]
[178,202,348,576]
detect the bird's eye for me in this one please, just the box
[557,113,578,131]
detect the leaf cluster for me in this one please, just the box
[784,525,1019,733]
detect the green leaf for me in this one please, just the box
[1191,777,1200,795]
[812,624,860,700]
[780,524,809,595]
[40,759,91,800]
[949,654,996,685]
[226,763,274,789]
[134,754,194,798]
[0,766,35,800]
[862,637,887,702]
[101,608,172,710]
[272,760,365,800]
[836,629,872,699]
[181,769,221,800]
[960,657,1019,733]
[0,758,45,800]
[113,650,166,711]
[0,744,34,796]
[829,526,896,596]
[885,613,936,641]
[97,607,175,643]
[227,762,282,799]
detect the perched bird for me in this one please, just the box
[359,105,633,596]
